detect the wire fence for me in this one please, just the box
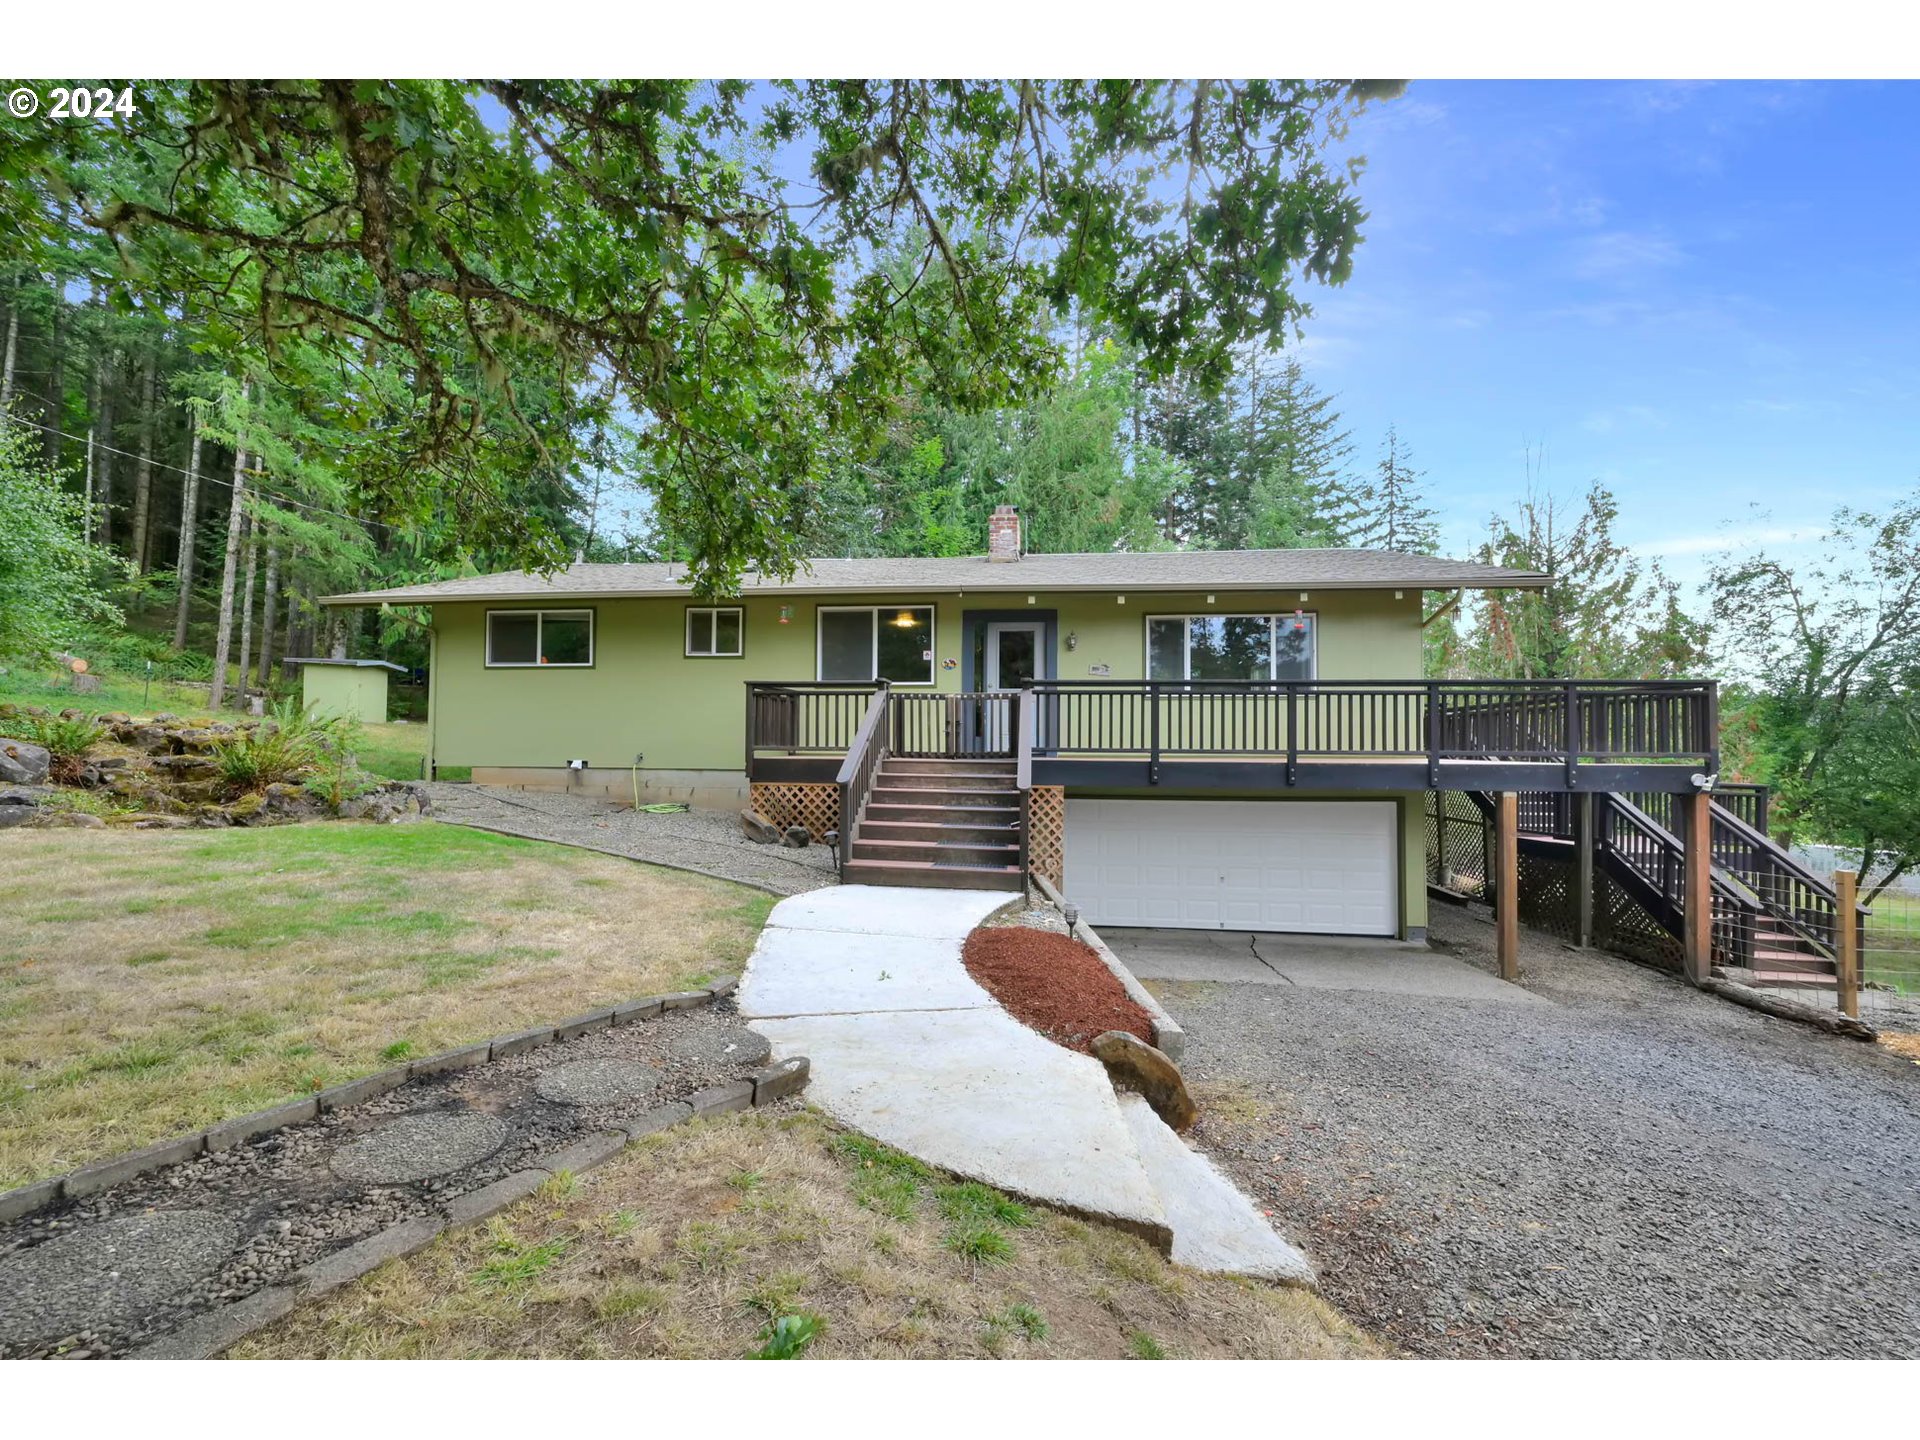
[1855,886,1920,1033]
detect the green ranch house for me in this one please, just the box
[327,506,1856,989]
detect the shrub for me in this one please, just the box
[211,702,350,794]
[15,713,107,784]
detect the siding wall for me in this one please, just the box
[426,586,1426,773]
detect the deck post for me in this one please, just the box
[1682,789,1712,986]
[1495,791,1520,982]
[1573,791,1595,948]
[1835,868,1860,1019]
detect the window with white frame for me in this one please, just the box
[485,609,594,667]
[685,606,743,657]
[817,605,936,685]
[1145,613,1315,681]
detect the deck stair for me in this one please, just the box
[844,758,1025,891]
[1499,790,1844,987]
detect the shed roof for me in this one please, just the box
[322,549,1549,606]
[284,657,408,672]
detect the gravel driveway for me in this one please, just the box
[421,784,836,895]
[1156,903,1920,1358]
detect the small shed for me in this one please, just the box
[286,657,406,724]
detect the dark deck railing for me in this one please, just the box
[747,678,1719,780]
[832,683,893,875]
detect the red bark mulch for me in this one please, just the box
[961,926,1155,1055]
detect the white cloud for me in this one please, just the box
[1568,229,1687,281]
[1639,524,1816,558]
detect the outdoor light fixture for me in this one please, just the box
[1065,631,1079,651]
[891,610,918,628]
[1207,593,1216,604]
[1299,592,1310,602]
[1027,595,1036,604]
[1117,595,1126,605]
[777,604,792,625]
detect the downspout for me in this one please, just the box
[424,618,440,781]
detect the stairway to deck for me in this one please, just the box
[842,758,1026,892]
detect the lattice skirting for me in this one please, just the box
[1028,785,1065,890]
[1425,791,1489,898]
[1594,869,1685,973]
[748,782,840,843]
[1517,849,1577,943]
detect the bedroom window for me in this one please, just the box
[817,605,936,685]
[685,606,744,657]
[485,609,594,667]
[1145,613,1316,682]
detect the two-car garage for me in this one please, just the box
[1061,798,1401,936]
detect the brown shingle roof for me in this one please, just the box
[322,549,1548,606]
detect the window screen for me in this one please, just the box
[819,610,874,682]
[487,613,539,665]
[486,610,592,666]
[687,607,743,657]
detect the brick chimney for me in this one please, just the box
[987,504,1022,562]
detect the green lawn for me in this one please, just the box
[0,821,772,1188]
[1860,890,1920,995]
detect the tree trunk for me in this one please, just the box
[0,303,18,429]
[131,349,158,573]
[209,448,247,711]
[94,354,116,549]
[236,518,259,708]
[172,430,202,649]
[256,546,280,692]
[41,291,65,467]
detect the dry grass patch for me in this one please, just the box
[0,822,771,1186]
[1879,1031,1920,1065]
[232,1108,1380,1361]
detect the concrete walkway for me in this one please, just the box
[1102,926,1549,1005]
[739,886,1314,1284]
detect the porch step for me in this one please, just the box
[877,767,1018,789]
[1751,948,1836,975]
[869,785,1022,807]
[857,819,1022,845]
[865,802,1023,824]
[841,858,1025,891]
[852,838,1022,865]
[1753,970,1838,989]
[882,758,1017,775]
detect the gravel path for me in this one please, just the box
[1158,904,1920,1358]
[421,784,837,895]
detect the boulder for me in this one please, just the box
[42,811,107,829]
[0,738,52,786]
[168,728,219,755]
[739,808,782,844]
[262,783,323,820]
[782,824,812,849]
[0,785,45,806]
[1090,1030,1198,1133]
[151,753,219,779]
[0,806,35,829]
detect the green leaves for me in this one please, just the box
[16,79,1391,593]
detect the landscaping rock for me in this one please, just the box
[782,824,811,848]
[0,785,44,805]
[1090,1030,1198,1132]
[0,807,34,829]
[168,728,219,754]
[0,738,51,786]
[739,808,782,844]
[42,812,107,829]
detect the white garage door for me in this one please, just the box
[1064,799,1398,935]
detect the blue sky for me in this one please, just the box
[1301,79,1920,587]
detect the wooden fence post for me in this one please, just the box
[1495,792,1519,982]
[1683,790,1712,986]
[1835,868,1860,1019]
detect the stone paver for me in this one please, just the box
[329,1112,509,1185]
[668,1025,772,1068]
[534,1058,665,1107]
[0,1211,238,1348]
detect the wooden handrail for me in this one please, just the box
[1015,685,1035,882]
[834,682,893,873]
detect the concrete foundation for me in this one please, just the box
[466,766,749,811]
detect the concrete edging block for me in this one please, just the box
[490,1025,557,1060]
[553,1008,616,1041]
[688,1079,755,1118]
[611,996,666,1025]
[540,1130,630,1176]
[130,1284,302,1360]
[659,990,711,1012]
[624,1101,695,1139]
[442,1169,553,1226]
[62,1132,209,1200]
[750,1057,811,1105]
[1030,870,1187,1060]
[409,1042,491,1078]
[291,1215,447,1298]
[0,1177,62,1224]
[315,1069,410,1113]
[205,1099,319,1154]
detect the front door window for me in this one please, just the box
[986,622,1042,689]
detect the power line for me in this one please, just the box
[1,410,372,530]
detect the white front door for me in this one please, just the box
[1063,799,1399,935]
[985,622,1043,690]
